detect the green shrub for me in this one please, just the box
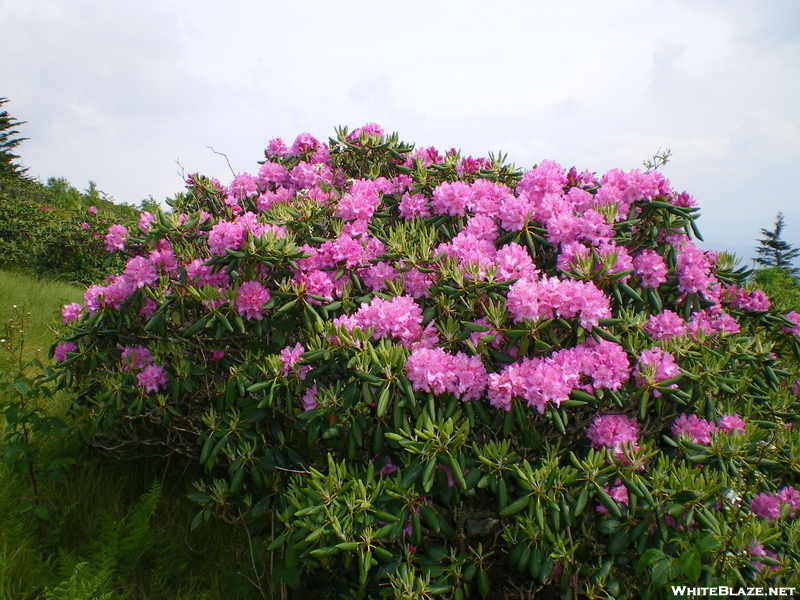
[48,125,800,598]
[0,177,140,285]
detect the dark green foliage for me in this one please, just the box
[0,97,28,180]
[0,177,140,284]
[753,267,800,313]
[754,212,800,276]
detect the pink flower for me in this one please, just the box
[148,240,178,274]
[405,348,457,396]
[228,173,258,200]
[279,343,309,380]
[402,268,435,299]
[506,276,610,331]
[644,310,686,340]
[336,179,381,223]
[235,281,271,321]
[80,222,90,230]
[120,345,153,371]
[431,181,471,217]
[138,211,155,232]
[290,132,320,157]
[104,224,128,252]
[349,123,384,140]
[495,243,539,281]
[516,159,567,201]
[266,138,288,157]
[62,303,82,324]
[633,347,680,394]
[123,256,158,289]
[750,493,782,522]
[733,288,771,312]
[140,298,158,320]
[777,486,800,515]
[586,414,640,459]
[584,340,630,392]
[54,342,76,362]
[87,206,97,214]
[378,456,397,476]
[398,192,430,219]
[301,384,318,410]
[597,480,630,514]
[405,348,489,401]
[675,242,714,295]
[671,414,716,444]
[210,350,225,362]
[632,250,668,289]
[207,221,246,255]
[784,311,800,337]
[717,414,746,434]
[136,364,168,393]
[335,295,435,349]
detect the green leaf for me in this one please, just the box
[499,495,529,517]
[651,557,679,586]
[680,550,701,582]
[636,548,666,573]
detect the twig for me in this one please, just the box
[208,147,236,178]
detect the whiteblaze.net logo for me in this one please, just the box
[671,586,796,597]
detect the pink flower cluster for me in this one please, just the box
[291,232,389,301]
[487,340,629,412]
[104,224,128,252]
[632,250,668,289]
[137,364,168,393]
[138,211,155,232]
[633,347,679,394]
[334,295,437,349]
[725,285,771,312]
[120,345,153,371]
[596,479,630,514]
[594,168,672,219]
[783,311,800,337]
[675,241,715,295]
[124,257,158,289]
[186,258,230,288]
[671,413,745,444]
[62,303,82,324]
[750,487,800,522]
[235,281,270,321]
[749,542,780,573]
[280,343,309,380]
[207,213,286,255]
[301,384,318,410]
[644,307,740,341]
[336,178,384,229]
[506,276,610,330]
[405,348,487,401]
[586,414,640,459]
[54,342,76,362]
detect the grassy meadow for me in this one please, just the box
[0,271,266,600]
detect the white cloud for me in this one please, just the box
[1,0,798,252]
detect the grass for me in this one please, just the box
[0,270,267,600]
[0,270,83,370]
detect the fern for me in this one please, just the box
[115,480,161,570]
[44,562,112,600]
[43,482,162,599]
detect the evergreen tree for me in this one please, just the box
[0,97,29,179]
[754,211,800,276]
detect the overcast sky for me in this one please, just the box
[3,0,799,262]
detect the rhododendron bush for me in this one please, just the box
[51,125,800,598]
